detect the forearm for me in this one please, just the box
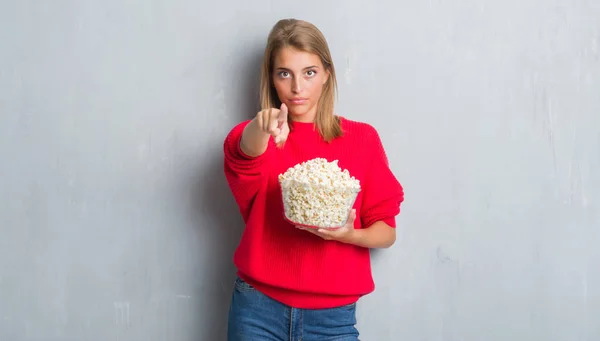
[240,118,271,157]
[346,221,396,249]
[224,120,274,222]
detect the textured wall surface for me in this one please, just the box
[1,1,599,340]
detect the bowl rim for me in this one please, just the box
[278,178,361,192]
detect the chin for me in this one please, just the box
[290,110,308,116]
[288,105,314,116]
[286,106,305,115]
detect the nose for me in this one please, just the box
[292,77,302,94]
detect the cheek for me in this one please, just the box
[273,79,289,94]
[306,79,325,96]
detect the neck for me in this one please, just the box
[289,107,317,123]
[290,117,314,123]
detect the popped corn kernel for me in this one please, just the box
[278,158,361,228]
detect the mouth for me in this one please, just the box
[288,98,308,105]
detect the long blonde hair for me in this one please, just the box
[259,19,342,142]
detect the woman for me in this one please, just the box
[223,18,404,341]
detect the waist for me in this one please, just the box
[233,244,375,309]
[238,271,364,309]
[234,217,375,308]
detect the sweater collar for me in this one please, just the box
[289,120,317,134]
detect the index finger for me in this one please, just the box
[278,103,288,123]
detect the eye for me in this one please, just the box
[306,70,317,77]
[278,71,290,78]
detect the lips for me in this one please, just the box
[288,98,308,105]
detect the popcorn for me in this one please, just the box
[278,158,361,228]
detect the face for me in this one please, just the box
[272,47,329,123]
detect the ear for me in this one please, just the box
[323,69,330,85]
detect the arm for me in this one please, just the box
[303,126,404,247]
[347,220,396,248]
[223,120,273,222]
[223,105,290,222]
[359,126,404,239]
[298,210,397,248]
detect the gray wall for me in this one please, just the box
[1,1,599,340]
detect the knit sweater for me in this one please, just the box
[223,117,404,309]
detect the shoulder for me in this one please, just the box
[223,119,254,156]
[225,119,253,139]
[229,119,253,133]
[338,116,382,143]
[338,116,391,165]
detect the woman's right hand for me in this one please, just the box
[256,103,289,144]
[240,103,289,157]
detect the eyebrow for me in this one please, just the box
[274,65,320,71]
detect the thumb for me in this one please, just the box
[346,209,357,226]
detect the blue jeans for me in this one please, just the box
[227,276,360,341]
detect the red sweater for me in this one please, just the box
[223,117,404,309]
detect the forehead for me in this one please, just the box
[273,47,323,69]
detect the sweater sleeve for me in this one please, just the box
[223,120,274,222]
[360,126,404,228]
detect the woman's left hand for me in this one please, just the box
[297,209,357,244]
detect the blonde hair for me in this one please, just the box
[260,19,342,142]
